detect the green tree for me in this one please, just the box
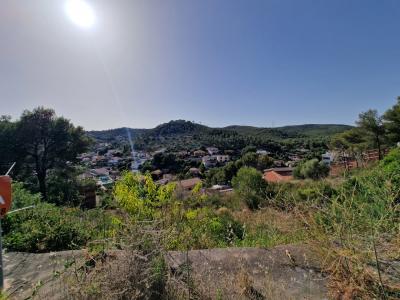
[0,116,21,175]
[257,155,273,171]
[16,107,89,201]
[241,152,258,168]
[241,145,257,156]
[114,172,176,220]
[330,128,367,166]
[232,167,267,209]
[357,109,385,160]
[294,159,329,180]
[383,96,400,144]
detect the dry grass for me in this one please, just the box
[231,207,308,248]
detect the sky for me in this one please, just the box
[1,0,400,130]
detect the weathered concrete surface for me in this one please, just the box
[166,244,328,299]
[4,250,82,300]
[4,245,328,299]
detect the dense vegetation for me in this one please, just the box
[89,119,351,153]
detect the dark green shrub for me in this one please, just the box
[294,159,330,180]
[3,204,113,252]
[232,167,267,209]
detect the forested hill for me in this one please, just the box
[224,124,353,139]
[87,120,352,144]
[87,127,147,142]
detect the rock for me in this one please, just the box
[4,250,83,300]
[165,244,329,299]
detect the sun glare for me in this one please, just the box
[64,0,96,29]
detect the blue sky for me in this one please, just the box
[1,0,399,129]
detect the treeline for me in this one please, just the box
[331,97,400,159]
[0,107,89,204]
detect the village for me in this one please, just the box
[76,138,383,206]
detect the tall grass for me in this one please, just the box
[312,166,400,298]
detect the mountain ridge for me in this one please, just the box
[87,120,352,142]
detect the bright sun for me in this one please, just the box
[64,0,96,29]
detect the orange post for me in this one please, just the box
[0,175,11,290]
[0,176,12,218]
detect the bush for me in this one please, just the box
[11,181,41,210]
[294,158,329,180]
[271,180,336,209]
[166,206,244,249]
[114,172,245,250]
[3,203,114,252]
[232,167,267,209]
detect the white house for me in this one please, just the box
[321,152,334,165]
[214,155,230,163]
[206,147,219,155]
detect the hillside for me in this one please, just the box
[224,124,352,139]
[88,120,352,143]
[87,127,147,142]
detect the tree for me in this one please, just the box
[232,167,267,209]
[383,97,400,144]
[357,110,385,160]
[241,145,257,156]
[0,116,21,175]
[257,155,273,171]
[16,107,89,201]
[294,159,330,180]
[330,128,367,167]
[240,152,258,168]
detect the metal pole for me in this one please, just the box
[5,162,15,176]
[8,206,35,215]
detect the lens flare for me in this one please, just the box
[65,0,96,29]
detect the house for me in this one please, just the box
[273,160,286,167]
[286,161,298,168]
[263,167,294,183]
[206,147,219,155]
[207,184,233,195]
[321,152,334,166]
[215,155,230,163]
[90,168,110,177]
[177,177,202,190]
[202,156,217,168]
[193,150,206,157]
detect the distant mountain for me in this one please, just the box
[224,124,353,139]
[149,120,209,136]
[87,127,148,142]
[87,120,352,145]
